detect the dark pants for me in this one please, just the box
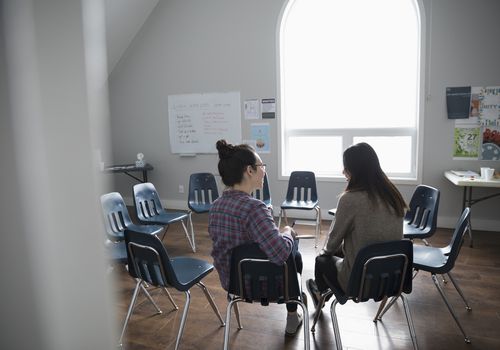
[314,254,344,296]
[287,239,303,312]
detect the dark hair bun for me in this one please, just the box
[216,139,234,159]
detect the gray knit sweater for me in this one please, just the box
[324,190,403,290]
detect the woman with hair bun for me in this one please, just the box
[208,139,304,336]
[307,142,407,306]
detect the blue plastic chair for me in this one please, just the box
[412,207,472,343]
[310,240,417,350]
[133,182,195,252]
[122,229,225,350]
[187,172,219,242]
[404,185,440,246]
[100,192,172,346]
[223,243,309,350]
[278,171,321,247]
[250,172,272,210]
[100,192,164,242]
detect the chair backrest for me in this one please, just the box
[124,229,178,287]
[100,192,134,241]
[441,207,470,272]
[228,243,300,305]
[346,240,413,303]
[133,182,164,221]
[188,172,219,212]
[285,171,318,202]
[405,185,440,234]
[251,172,272,206]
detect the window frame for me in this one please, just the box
[276,0,425,185]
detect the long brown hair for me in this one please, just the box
[343,142,406,217]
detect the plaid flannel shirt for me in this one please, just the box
[208,189,294,291]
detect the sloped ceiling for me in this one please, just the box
[104,0,159,74]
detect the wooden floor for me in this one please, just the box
[112,213,500,349]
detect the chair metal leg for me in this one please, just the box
[375,295,400,321]
[467,221,473,248]
[139,283,163,313]
[234,302,242,329]
[288,300,310,350]
[401,294,419,350]
[447,272,471,311]
[162,287,179,310]
[374,296,389,321]
[197,282,225,325]
[431,274,471,343]
[314,206,321,248]
[187,210,195,248]
[118,280,142,346]
[311,292,329,332]
[158,224,169,242]
[181,219,196,252]
[174,291,191,350]
[330,299,342,350]
[223,299,241,350]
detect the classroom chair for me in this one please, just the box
[404,185,440,246]
[133,182,194,252]
[310,240,417,350]
[121,229,225,350]
[223,242,309,350]
[278,171,321,247]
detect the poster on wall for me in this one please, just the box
[453,125,480,160]
[251,123,270,153]
[450,85,500,160]
[477,86,500,126]
[482,126,500,160]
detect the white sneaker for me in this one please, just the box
[285,311,303,336]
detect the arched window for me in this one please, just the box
[279,0,423,181]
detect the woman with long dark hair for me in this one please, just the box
[208,139,304,336]
[307,142,406,305]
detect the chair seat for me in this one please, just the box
[188,203,212,214]
[127,223,164,236]
[140,211,188,225]
[404,221,433,239]
[105,240,128,264]
[281,200,319,210]
[413,244,449,273]
[171,257,214,290]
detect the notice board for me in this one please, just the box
[168,92,242,154]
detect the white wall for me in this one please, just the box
[108,0,500,231]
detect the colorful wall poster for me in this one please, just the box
[477,86,500,126]
[481,126,500,160]
[251,123,270,153]
[453,125,480,159]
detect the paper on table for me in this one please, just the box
[451,170,480,177]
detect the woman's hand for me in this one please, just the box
[283,225,297,239]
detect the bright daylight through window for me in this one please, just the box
[279,0,421,180]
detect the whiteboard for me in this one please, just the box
[168,92,242,154]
